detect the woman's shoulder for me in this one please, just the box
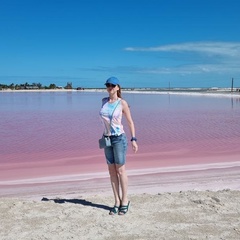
[119,98,126,103]
[101,97,109,106]
[120,99,129,108]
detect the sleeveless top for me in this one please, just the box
[99,97,125,136]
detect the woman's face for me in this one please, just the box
[106,83,119,94]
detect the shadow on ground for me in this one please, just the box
[41,197,111,211]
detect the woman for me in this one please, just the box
[99,77,138,215]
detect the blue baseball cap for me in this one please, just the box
[104,77,120,86]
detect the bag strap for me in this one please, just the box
[109,99,120,125]
[102,99,121,136]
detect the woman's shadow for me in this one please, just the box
[41,197,111,211]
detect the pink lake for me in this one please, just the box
[1,91,240,197]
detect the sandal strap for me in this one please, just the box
[120,206,128,210]
[119,201,130,214]
[109,205,119,214]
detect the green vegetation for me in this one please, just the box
[0,82,76,90]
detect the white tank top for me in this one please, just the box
[99,98,125,136]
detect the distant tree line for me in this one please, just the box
[0,82,79,90]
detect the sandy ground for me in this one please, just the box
[1,164,240,240]
[1,190,240,240]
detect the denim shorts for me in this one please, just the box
[104,134,128,165]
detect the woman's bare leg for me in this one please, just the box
[115,164,128,205]
[108,164,121,206]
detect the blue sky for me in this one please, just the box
[1,0,240,88]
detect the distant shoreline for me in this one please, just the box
[1,87,240,97]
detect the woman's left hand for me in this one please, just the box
[132,141,138,153]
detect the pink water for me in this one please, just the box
[1,91,240,195]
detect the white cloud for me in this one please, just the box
[124,42,240,76]
[124,42,240,57]
[129,62,240,76]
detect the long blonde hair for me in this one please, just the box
[117,85,122,98]
[117,85,130,107]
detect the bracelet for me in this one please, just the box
[130,137,137,142]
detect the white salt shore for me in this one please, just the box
[1,88,240,98]
[1,190,240,240]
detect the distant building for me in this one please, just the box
[25,85,39,90]
[65,82,73,89]
[76,87,84,90]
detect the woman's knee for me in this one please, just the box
[116,165,126,176]
[108,164,117,176]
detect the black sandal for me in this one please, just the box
[109,205,119,215]
[118,201,130,215]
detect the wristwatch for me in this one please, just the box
[130,137,137,142]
